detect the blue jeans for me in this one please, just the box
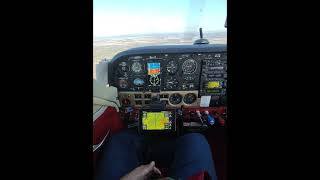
[95,130,217,180]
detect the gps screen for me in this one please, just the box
[142,111,172,130]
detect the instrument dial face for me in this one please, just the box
[118,79,128,89]
[149,75,160,86]
[166,60,179,75]
[131,62,143,73]
[169,93,182,105]
[182,59,197,74]
[133,78,144,86]
[183,93,197,104]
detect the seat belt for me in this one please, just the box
[93,129,110,152]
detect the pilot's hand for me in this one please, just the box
[120,161,162,180]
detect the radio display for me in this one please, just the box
[207,89,220,93]
[207,81,222,89]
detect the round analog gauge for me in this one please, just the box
[166,60,179,75]
[149,75,160,86]
[133,78,144,86]
[166,77,179,90]
[118,79,128,89]
[169,93,182,105]
[131,62,143,73]
[183,93,197,104]
[182,59,197,74]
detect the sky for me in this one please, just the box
[94,0,227,37]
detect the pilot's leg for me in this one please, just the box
[95,129,145,180]
[169,133,217,180]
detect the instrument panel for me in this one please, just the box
[108,45,227,108]
[113,54,201,92]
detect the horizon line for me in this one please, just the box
[94,30,226,39]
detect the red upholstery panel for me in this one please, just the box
[187,171,205,180]
[93,107,124,169]
[93,107,123,144]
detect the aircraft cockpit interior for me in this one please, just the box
[93,1,227,178]
[96,28,227,136]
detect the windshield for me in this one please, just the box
[93,0,227,77]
